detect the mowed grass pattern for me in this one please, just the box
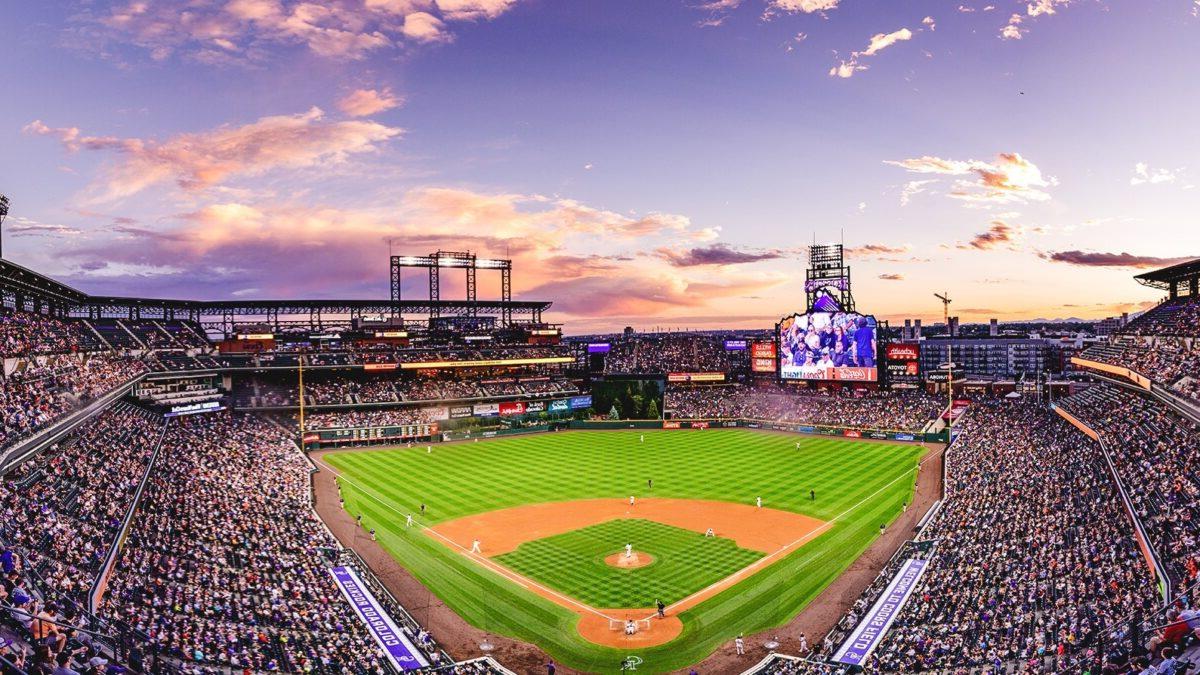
[495,519,763,608]
[327,429,927,673]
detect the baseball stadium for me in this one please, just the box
[2,3,1199,674]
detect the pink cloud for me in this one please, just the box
[24,107,401,201]
[885,152,1056,206]
[337,87,404,116]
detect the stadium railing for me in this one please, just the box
[87,418,169,613]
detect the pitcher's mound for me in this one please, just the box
[605,551,654,569]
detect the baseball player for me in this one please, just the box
[471,539,482,553]
[735,635,745,655]
[756,496,762,508]
[406,514,414,528]
[625,543,633,558]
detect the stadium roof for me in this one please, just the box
[0,258,552,329]
[1134,257,1200,291]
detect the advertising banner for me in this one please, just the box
[421,407,449,421]
[663,421,682,429]
[549,399,570,413]
[498,401,527,416]
[691,421,710,429]
[526,401,546,413]
[885,343,920,361]
[843,429,862,438]
[724,339,748,350]
[587,343,611,354]
[797,425,816,433]
[833,558,929,667]
[895,433,915,441]
[330,566,428,670]
[667,372,727,383]
[473,403,500,417]
[569,395,593,410]
[449,405,473,418]
[363,363,398,371]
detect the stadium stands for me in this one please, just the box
[602,334,749,374]
[664,385,942,431]
[1122,296,1200,338]
[867,400,1158,672]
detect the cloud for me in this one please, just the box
[24,107,401,201]
[6,217,84,238]
[878,273,904,281]
[922,16,936,30]
[885,152,1056,206]
[1001,0,1072,40]
[1039,250,1200,269]
[829,27,913,78]
[845,243,912,258]
[767,0,840,13]
[657,244,789,267]
[337,87,403,116]
[958,220,1019,250]
[899,179,937,206]
[1130,162,1182,186]
[81,0,523,63]
[1001,13,1024,39]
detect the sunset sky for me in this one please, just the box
[2,0,1198,333]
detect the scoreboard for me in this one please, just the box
[750,341,776,374]
[302,423,439,450]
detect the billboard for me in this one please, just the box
[499,401,527,416]
[751,341,777,373]
[473,403,500,417]
[779,311,878,381]
[569,395,593,410]
[724,339,748,351]
[549,399,570,413]
[667,372,726,383]
[885,342,921,385]
[587,343,611,353]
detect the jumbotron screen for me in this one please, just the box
[778,311,878,381]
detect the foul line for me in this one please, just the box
[312,455,621,622]
[653,443,942,619]
[315,443,942,627]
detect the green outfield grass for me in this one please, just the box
[325,429,928,674]
[494,518,763,609]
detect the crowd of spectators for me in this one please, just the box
[237,375,578,409]
[1058,384,1200,598]
[1122,296,1200,338]
[100,412,417,672]
[866,400,1158,672]
[0,309,102,356]
[664,385,942,431]
[1,354,149,450]
[1078,337,1200,409]
[0,402,161,675]
[602,334,748,374]
[303,406,447,430]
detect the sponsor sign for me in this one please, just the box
[667,372,727,383]
[752,358,776,373]
[895,433,915,441]
[747,423,761,428]
[422,407,449,421]
[569,395,593,410]
[329,566,429,670]
[797,425,816,433]
[869,431,888,440]
[833,558,929,667]
[885,343,920,361]
[724,339,748,351]
[691,421,710,429]
[526,401,546,413]
[165,401,224,418]
[663,421,682,429]
[237,333,274,340]
[843,429,862,438]
[473,403,500,417]
[449,406,473,418]
[750,341,777,358]
[587,343,611,354]
[549,399,570,413]
[833,367,876,382]
[373,331,408,338]
[530,329,559,336]
[363,363,398,371]
[498,401,527,416]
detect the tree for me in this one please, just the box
[647,399,660,419]
[608,403,621,420]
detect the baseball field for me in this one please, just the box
[322,429,928,673]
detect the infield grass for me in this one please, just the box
[325,429,927,674]
[495,518,763,609]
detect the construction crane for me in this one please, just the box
[934,291,956,437]
[934,292,952,331]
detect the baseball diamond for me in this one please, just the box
[321,429,928,672]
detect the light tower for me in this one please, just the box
[0,194,10,260]
[934,292,955,438]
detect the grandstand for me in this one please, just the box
[3,247,1200,675]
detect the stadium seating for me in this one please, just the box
[1122,296,1200,338]
[664,385,942,431]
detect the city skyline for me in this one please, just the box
[2,0,1198,333]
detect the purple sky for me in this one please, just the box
[2,0,1198,333]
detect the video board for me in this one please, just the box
[885,343,921,386]
[778,311,878,382]
[750,341,777,373]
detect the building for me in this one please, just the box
[919,337,1071,380]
